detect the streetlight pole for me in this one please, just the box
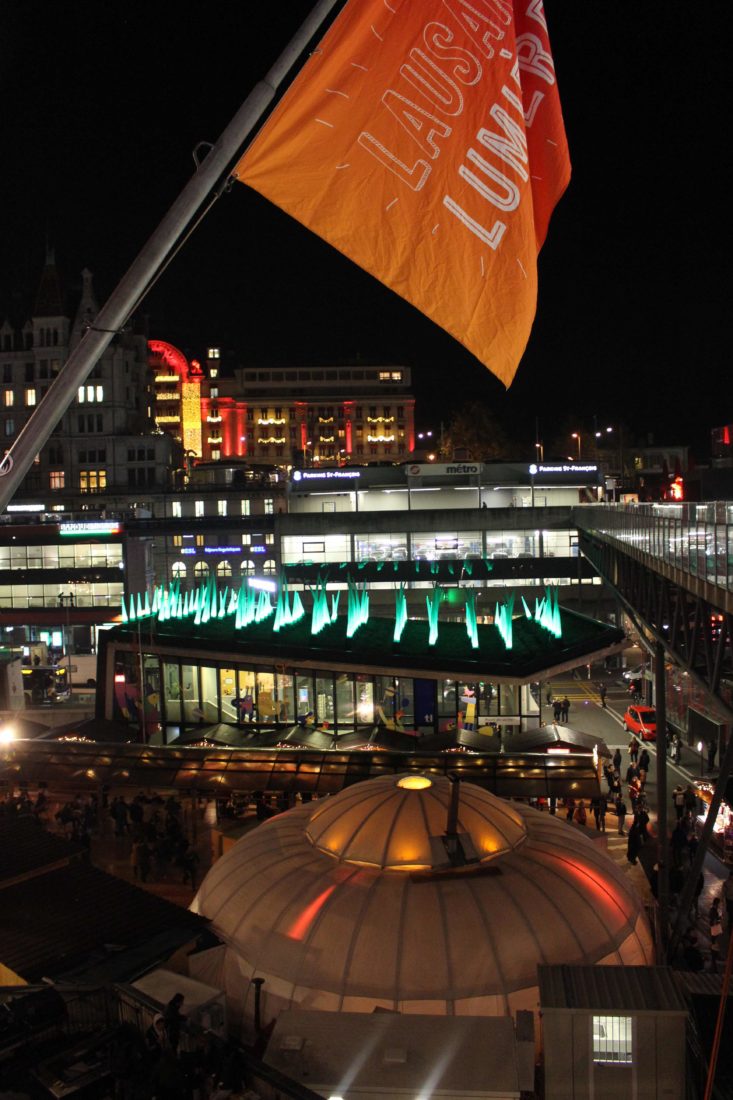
[571,432,582,460]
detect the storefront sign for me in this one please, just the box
[203,546,240,554]
[292,469,361,482]
[408,463,481,478]
[60,520,122,536]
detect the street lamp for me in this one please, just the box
[535,441,544,462]
[571,432,582,459]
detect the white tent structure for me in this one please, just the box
[191,774,654,1040]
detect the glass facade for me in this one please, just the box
[112,645,527,743]
[0,542,122,569]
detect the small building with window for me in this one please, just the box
[538,964,688,1100]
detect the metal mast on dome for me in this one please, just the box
[0,0,345,513]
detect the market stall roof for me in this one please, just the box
[509,724,612,758]
[104,606,624,684]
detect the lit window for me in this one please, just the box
[265,533,274,545]
[195,500,204,517]
[4,419,14,436]
[194,561,210,577]
[242,559,255,575]
[77,386,85,403]
[50,471,65,490]
[172,534,183,547]
[241,532,251,545]
[3,390,14,407]
[207,347,220,360]
[195,534,205,547]
[263,559,276,574]
[79,470,107,493]
[241,500,251,517]
[171,501,182,518]
[593,1016,633,1065]
[264,498,274,515]
[96,385,103,402]
[217,500,227,517]
[172,561,187,579]
[216,560,232,578]
[210,387,219,399]
[211,449,221,461]
[25,388,36,406]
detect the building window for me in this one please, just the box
[195,500,204,517]
[195,534,205,547]
[4,419,14,436]
[25,388,36,406]
[3,391,13,407]
[263,559,276,574]
[217,500,227,517]
[49,471,65,490]
[79,470,107,492]
[194,561,210,578]
[172,561,187,579]
[173,535,183,547]
[265,532,274,545]
[592,1016,633,1065]
[171,501,182,518]
[211,449,221,461]
[241,533,251,546]
[242,559,255,575]
[264,498,274,515]
[207,347,220,360]
[216,560,233,578]
[241,500,251,517]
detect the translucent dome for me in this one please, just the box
[192,776,654,1036]
[305,773,527,870]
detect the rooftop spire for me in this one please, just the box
[33,248,65,318]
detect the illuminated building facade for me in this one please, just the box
[149,346,416,467]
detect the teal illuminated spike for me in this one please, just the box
[152,587,161,614]
[394,585,407,643]
[426,585,442,646]
[330,592,340,621]
[465,593,479,649]
[255,590,274,622]
[310,578,332,635]
[522,595,532,619]
[535,586,562,638]
[495,592,515,650]
[463,560,473,577]
[291,590,305,622]
[346,580,369,638]
[228,588,238,614]
[121,595,129,624]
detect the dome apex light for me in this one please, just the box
[397,775,432,790]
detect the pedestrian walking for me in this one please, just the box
[565,796,576,822]
[638,748,650,788]
[671,819,687,870]
[673,785,685,820]
[599,683,607,708]
[560,696,570,723]
[613,747,622,773]
[625,761,639,785]
[545,683,553,705]
[627,821,642,865]
[552,699,562,723]
[691,871,705,920]
[672,734,682,764]
[708,739,718,771]
[163,993,186,1053]
[628,737,639,763]
[635,802,650,843]
[597,794,607,833]
[709,897,723,972]
[615,796,627,835]
[724,870,733,928]
[684,785,698,818]
[573,800,587,827]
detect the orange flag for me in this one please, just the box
[235,0,570,387]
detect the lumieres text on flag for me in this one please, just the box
[234,0,570,388]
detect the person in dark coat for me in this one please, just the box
[627,822,642,865]
[560,696,570,723]
[613,747,622,773]
[552,699,562,722]
[163,993,186,1053]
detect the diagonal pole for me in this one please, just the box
[0,0,345,513]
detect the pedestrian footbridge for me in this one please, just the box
[575,503,733,700]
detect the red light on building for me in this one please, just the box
[669,477,684,501]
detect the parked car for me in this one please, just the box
[623,705,657,741]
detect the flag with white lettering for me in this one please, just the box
[235,0,570,387]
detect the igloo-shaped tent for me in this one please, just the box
[191,775,654,1037]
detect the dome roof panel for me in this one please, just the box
[305,774,527,870]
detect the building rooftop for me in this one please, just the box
[538,965,689,1014]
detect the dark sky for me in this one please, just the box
[2,2,730,456]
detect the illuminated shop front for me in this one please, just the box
[694,779,733,864]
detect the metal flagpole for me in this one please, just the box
[0,0,345,514]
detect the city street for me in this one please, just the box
[536,660,729,970]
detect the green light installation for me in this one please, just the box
[535,586,562,638]
[394,584,408,643]
[346,580,369,639]
[465,593,479,649]
[494,592,515,650]
[426,585,443,646]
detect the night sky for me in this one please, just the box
[2,2,729,456]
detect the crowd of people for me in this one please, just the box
[111,793,202,889]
